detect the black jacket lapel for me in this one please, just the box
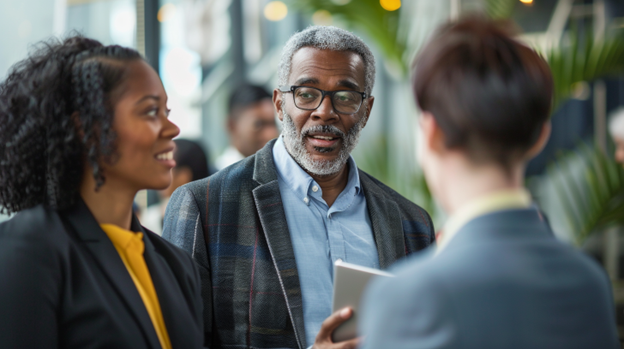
[139,220,195,349]
[359,171,406,269]
[62,200,161,349]
[252,140,307,349]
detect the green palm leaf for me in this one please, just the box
[540,143,624,245]
[484,0,517,19]
[545,30,624,110]
[285,0,407,74]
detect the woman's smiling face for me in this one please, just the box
[103,59,180,191]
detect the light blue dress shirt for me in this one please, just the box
[272,136,379,346]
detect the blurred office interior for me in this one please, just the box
[2,0,624,337]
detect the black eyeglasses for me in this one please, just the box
[279,85,367,115]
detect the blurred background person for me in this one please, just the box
[360,17,619,349]
[141,138,210,235]
[609,107,624,165]
[0,36,203,348]
[215,83,278,170]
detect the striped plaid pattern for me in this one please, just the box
[162,139,435,349]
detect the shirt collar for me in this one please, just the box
[435,188,532,255]
[272,135,361,202]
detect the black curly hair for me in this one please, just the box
[0,36,143,214]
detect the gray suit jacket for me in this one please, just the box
[163,139,435,349]
[360,208,619,349]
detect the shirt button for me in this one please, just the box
[312,185,319,192]
[303,197,309,205]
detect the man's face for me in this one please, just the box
[230,99,278,157]
[274,47,374,176]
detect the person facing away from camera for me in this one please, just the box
[0,36,203,348]
[359,16,619,349]
[162,25,436,349]
[214,83,279,170]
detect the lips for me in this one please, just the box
[306,132,341,148]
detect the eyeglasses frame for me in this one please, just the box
[278,85,368,115]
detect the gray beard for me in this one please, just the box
[281,110,365,176]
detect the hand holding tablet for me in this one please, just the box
[330,260,394,343]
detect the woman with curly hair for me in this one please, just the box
[0,36,203,348]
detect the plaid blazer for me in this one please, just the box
[162,139,435,349]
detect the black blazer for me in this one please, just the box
[0,200,204,349]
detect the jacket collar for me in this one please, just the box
[251,139,307,349]
[440,207,554,256]
[358,171,406,269]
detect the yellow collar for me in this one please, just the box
[436,189,532,255]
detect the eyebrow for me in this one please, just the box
[135,95,160,105]
[294,77,361,91]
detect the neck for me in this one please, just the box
[438,157,525,216]
[80,171,137,230]
[308,164,349,208]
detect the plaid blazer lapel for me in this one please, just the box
[359,170,407,269]
[251,140,307,349]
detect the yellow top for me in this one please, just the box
[436,189,532,255]
[101,224,172,349]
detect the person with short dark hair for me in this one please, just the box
[214,83,278,169]
[0,36,204,348]
[359,17,619,349]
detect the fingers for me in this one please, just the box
[334,336,360,349]
[316,307,353,341]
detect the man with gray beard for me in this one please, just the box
[162,26,435,349]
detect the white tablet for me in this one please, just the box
[331,260,394,343]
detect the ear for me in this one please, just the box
[525,121,551,160]
[361,96,375,129]
[273,88,284,122]
[419,111,446,155]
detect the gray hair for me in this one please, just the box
[609,107,624,139]
[277,26,376,95]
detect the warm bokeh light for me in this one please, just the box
[380,0,401,11]
[520,0,533,4]
[157,3,176,22]
[312,10,333,25]
[264,1,288,22]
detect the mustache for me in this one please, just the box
[301,125,346,138]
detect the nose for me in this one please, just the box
[310,94,338,123]
[162,117,180,139]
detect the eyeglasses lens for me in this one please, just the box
[293,87,361,114]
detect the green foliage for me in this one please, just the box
[484,0,517,19]
[544,143,624,245]
[285,0,407,74]
[546,29,624,110]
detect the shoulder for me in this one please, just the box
[0,205,67,282]
[358,169,435,239]
[359,169,430,217]
[0,204,67,245]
